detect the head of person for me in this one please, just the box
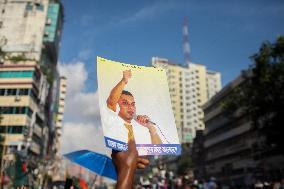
[118,90,136,123]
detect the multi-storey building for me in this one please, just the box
[152,57,221,144]
[51,76,67,183]
[53,76,66,155]
[0,0,65,184]
[206,70,221,100]
[201,73,284,187]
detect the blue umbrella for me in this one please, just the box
[64,150,117,180]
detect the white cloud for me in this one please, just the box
[58,62,87,94]
[78,49,93,61]
[60,122,110,155]
[114,1,179,26]
[58,62,108,155]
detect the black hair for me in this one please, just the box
[122,90,133,96]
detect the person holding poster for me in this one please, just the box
[106,69,163,144]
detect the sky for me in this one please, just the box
[58,0,284,154]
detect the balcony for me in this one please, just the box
[30,141,41,155]
[0,114,30,126]
[0,96,30,106]
[33,123,42,137]
[204,122,251,148]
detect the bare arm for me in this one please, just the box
[148,126,163,144]
[112,140,137,189]
[135,115,163,144]
[107,70,131,112]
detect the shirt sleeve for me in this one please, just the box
[101,105,128,143]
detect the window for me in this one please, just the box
[0,126,24,134]
[19,89,29,95]
[0,127,5,133]
[0,106,32,116]
[0,71,34,78]
[11,89,17,96]
[0,89,5,96]
[36,4,44,11]
[6,89,12,95]
[12,126,23,134]
[25,2,33,11]
[27,108,33,117]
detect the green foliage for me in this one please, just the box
[40,66,54,84]
[8,55,28,63]
[177,156,192,175]
[223,36,284,154]
[0,48,5,57]
[5,154,28,188]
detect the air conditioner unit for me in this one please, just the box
[46,18,52,25]
[15,96,21,101]
[44,31,49,37]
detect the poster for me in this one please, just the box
[97,57,181,155]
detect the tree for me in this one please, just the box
[224,36,284,154]
[177,155,192,175]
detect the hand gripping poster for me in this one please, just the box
[97,57,181,155]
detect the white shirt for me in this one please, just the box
[101,106,153,144]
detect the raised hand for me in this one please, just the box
[137,157,149,169]
[135,115,154,128]
[122,69,132,84]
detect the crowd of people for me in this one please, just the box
[62,140,284,189]
[136,176,284,189]
[136,174,217,189]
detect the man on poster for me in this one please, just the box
[105,69,163,144]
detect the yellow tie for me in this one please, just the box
[124,123,134,141]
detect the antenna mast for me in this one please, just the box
[183,18,191,66]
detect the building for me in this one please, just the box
[53,76,66,155]
[0,0,64,185]
[152,57,221,144]
[191,130,206,179]
[201,72,284,187]
[206,70,221,100]
[51,76,67,182]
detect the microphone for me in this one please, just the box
[133,114,156,125]
[133,114,170,144]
